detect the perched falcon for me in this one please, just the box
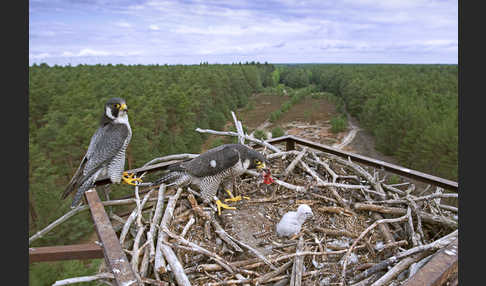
[152,144,270,215]
[61,97,141,208]
[276,204,314,237]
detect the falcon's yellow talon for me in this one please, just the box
[225,189,234,197]
[216,199,236,215]
[122,172,142,186]
[225,195,242,202]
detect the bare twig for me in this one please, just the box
[154,187,182,275]
[30,197,158,245]
[195,128,281,152]
[223,231,277,270]
[350,230,458,283]
[310,153,338,182]
[157,188,191,286]
[290,236,305,286]
[353,203,457,228]
[162,226,236,274]
[370,251,430,286]
[52,273,115,286]
[231,110,245,145]
[120,189,153,245]
[283,147,307,176]
[211,218,243,252]
[341,208,412,283]
[254,260,293,284]
[148,184,166,262]
[313,227,358,238]
[180,215,195,238]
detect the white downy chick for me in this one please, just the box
[276,204,314,237]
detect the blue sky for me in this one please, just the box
[29,0,458,66]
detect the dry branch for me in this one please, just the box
[254,260,293,284]
[29,197,158,245]
[353,203,457,228]
[154,188,182,275]
[52,273,115,286]
[120,189,153,245]
[341,208,412,282]
[231,110,245,145]
[318,206,353,216]
[223,231,277,270]
[148,184,166,263]
[313,227,358,238]
[195,128,281,153]
[290,236,305,286]
[180,215,195,238]
[284,147,307,176]
[156,188,191,286]
[350,230,457,283]
[162,226,236,274]
[211,218,243,252]
[370,251,430,286]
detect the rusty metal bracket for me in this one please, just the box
[85,189,142,286]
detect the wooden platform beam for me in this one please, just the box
[266,135,458,191]
[29,243,103,263]
[85,189,142,286]
[402,238,458,286]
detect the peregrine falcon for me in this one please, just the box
[152,144,270,215]
[61,97,141,208]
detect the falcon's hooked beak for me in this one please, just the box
[119,103,128,112]
[256,161,266,170]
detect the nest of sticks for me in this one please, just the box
[47,113,458,286]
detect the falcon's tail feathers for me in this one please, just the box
[69,178,94,208]
[61,181,77,200]
[151,171,185,186]
[62,156,88,200]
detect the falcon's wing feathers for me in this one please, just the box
[61,154,88,199]
[83,123,129,177]
[61,124,129,199]
[183,145,240,177]
[61,127,105,199]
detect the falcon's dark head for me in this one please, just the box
[247,149,268,170]
[103,97,128,122]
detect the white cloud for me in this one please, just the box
[198,41,272,55]
[29,0,458,65]
[114,21,132,28]
[30,53,50,60]
[423,39,456,47]
[60,49,142,58]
